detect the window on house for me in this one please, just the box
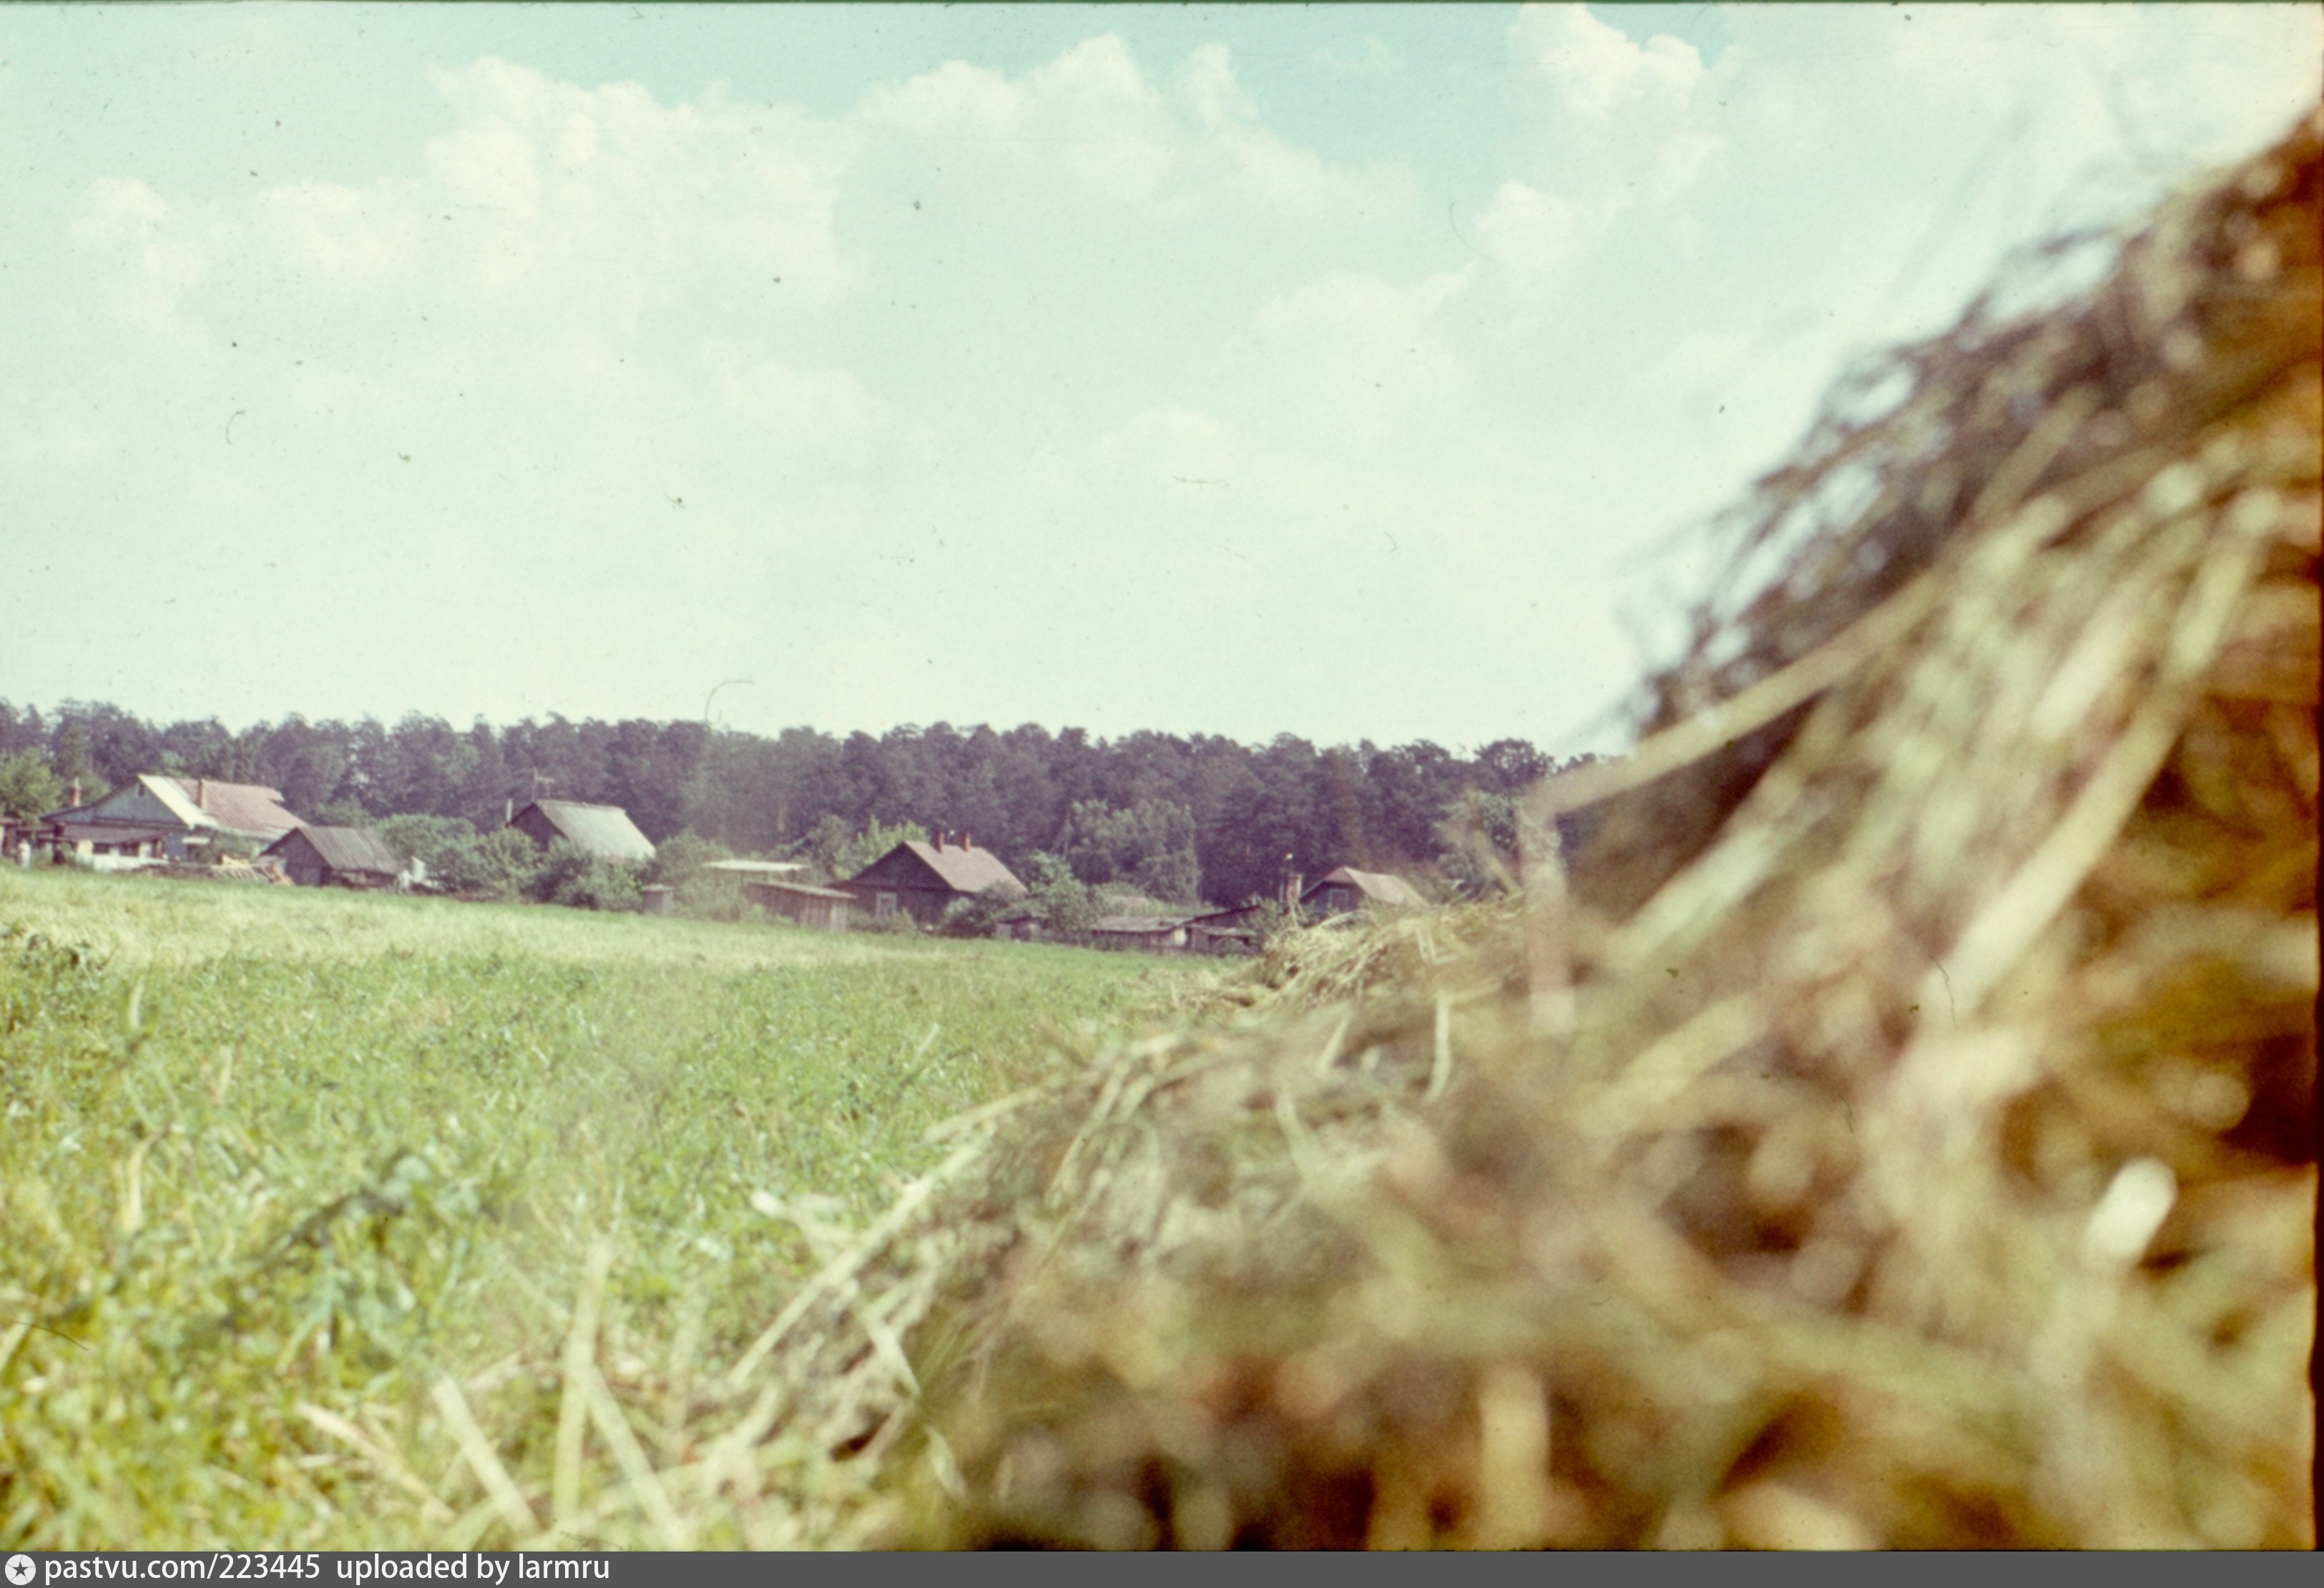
[1328,888,1353,913]
[876,892,898,920]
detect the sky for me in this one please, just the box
[2,4,2318,757]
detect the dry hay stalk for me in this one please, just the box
[682,109,2318,1551]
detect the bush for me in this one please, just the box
[524,838,642,912]
[645,832,732,891]
[674,871,749,923]
[428,828,539,899]
[939,883,1023,938]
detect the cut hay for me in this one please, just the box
[534,109,2319,1549]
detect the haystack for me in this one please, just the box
[575,109,2316,1550]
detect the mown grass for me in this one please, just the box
[0,866,1212,1548]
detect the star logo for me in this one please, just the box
[5,1554,36,1587]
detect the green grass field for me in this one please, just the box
[0,866,1212,1548]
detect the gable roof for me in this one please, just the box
[515,800,656,863]
[41,773,300,838]
[268,825,402,876]
[174,777,302,838]
[1305,866,1428,908]
[848,840,1025,897]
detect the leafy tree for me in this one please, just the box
[428,828,539,899]
[803,815,928,883]
[378,814,479,869]
[644,831,734,890]
[0,751,62,822]
[1061,798,1200,902]
[939,883,1024,938]
[1020,851,1099,935]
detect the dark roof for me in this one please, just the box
[516,800,656,863]
[1305,866,1427,908]
[270,825,402,876]
[850,840,1025,897]
[174,778,303,837]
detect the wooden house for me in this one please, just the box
[504,799,656,863]
[838,833,1024,926]
[38,774,301,861]
[260,825,402,890]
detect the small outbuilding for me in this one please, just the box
[504,799,656,864]
[743,879,855,931]
[1088,916,1191,955]
[1300,865,1428,918]
[838,833,1024,926]
[260,825,403,889]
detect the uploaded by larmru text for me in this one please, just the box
[6,1560,612,1585]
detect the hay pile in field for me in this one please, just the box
[549,110,2318,1549]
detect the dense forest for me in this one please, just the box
[0,700,1599,908]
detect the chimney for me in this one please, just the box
[1285,872,1304,909]
[961,832,971,851]
[506,798,514,825]
[196,778,207,810]
[67,778,82,808]
[933,830,946,852]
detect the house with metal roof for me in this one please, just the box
[838,833,1024,926]
[261,825,403,890]
[504,799,656,864]
[37,774,303,861]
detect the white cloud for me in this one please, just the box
[1511,4,1704,119]
[258,181,424,284]
[1474,179,1579,285]
[858,35,1398,217]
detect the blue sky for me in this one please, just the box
[2,4,2317,753]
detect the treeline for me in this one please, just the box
[0,700,1597,907]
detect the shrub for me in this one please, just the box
[524,838,642,912]
[645,832,732,891]
[428,828,540,899]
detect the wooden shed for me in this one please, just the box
[1088,916,1192,955]
[742,879,855,931]
[1300,865,1428,918]
[260,825,403,889]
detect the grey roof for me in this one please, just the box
[270,825,403,876]
[174,777,303,838]
[1305,866,1428,908]
[518,800,657,863]
[848,840,1024,897]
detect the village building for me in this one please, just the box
[1300,865,1428,917]
[1088,916,1192,955]
[742,879,855,931]
[1181,906,1262,956]
[34,774,302,863]
[260,825,402,890]
[504,799,656,864]
[838,832,1024,926]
